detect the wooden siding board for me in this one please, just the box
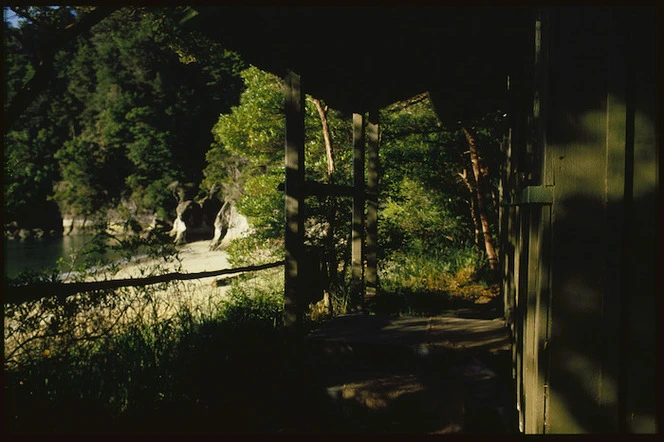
[545,8,619,433]
[622,8,658,432]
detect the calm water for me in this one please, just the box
[3,235,123,279]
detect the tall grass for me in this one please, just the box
[4,232,290,433]
[369,246,500,315]
[4,228,500,433]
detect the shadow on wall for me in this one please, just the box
[521,7,658,433]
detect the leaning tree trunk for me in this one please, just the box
[462,127,499,280]
[312,97,337,314]
[459,168,482,248]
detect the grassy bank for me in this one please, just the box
[4,267,288,433]
[4,236,499,433]
[369,247,500,316]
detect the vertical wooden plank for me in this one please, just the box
[350,112,365,311]
[622,8,657,432]
[538,204,553,433]
[524,205,538,434]
[284,71,305,332]
[516,205,529,433]
[544,9,615,434]
[365,109,379,300]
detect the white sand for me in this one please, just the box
[5,241,237,362]
[112,240,230,282]
[109,239,238,314]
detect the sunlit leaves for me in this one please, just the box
[211,66,284,166]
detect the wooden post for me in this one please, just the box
[350,112,365,312]
[365,109,379,300]
[284,71,305,332]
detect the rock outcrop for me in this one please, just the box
[5,200,64,239]
[209,201,252,251]
[169,200,207,245]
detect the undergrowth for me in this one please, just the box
[4,230,500,433]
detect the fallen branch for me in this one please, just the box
[4,260,285,305]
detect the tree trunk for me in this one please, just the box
[477,149,499,209]
[312,98,334,178]
[462,127,499,279]
[312,97,337,314]
[459,168,482,247]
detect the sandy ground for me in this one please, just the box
[4,240,237,362]
[112,240,232,284]
[107,239,237,317]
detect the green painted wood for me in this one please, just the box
[498,7,655,435]
[284,71,305,332]
[543,9,635,433]
[621,8,657,433]
[512,186,553,205]
[350,112,365,311]
[365,109,379,299]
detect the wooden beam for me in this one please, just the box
[365,109,379,299]
[284,71,305,332]
[277,180,355,198]
[350,112,365,312]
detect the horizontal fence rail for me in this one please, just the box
[4,260,285,305]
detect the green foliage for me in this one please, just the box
[4,6,246,227]
[222,267,284,329]
[210,66,285,167]
[3,230,289,433]
[380,177,464,256]
[378,97,475,254]
[370,247,498,316]
[235,171,284,239]
[226,236,284,268]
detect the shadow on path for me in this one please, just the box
[278,310,518,434]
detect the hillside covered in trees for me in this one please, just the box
[4,6,505,296]
[4,6,245,233]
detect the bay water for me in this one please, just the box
[3,235,126,279]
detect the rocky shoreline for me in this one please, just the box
[5,200,251,250]
[4,225,62,240]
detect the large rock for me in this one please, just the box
[43,200,64,236]
[169,200,201,245]
[209,201,252,251]
[168,200,218,245]
[5,201,64,238]
[62,217,90,236]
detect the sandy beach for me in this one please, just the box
[112,240,233,283]
[5,241,239,363]
[106,239,239,316]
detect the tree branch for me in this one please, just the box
[5,260,285,305]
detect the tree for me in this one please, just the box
[3,6,117,133]
[462,126,499,278]
[378,94,473,257]
[4,6,247,228]
[203,66,287,238]
[3,16,82,227]
[202,66,355,285]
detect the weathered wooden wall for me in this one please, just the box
[503,7,658,433]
